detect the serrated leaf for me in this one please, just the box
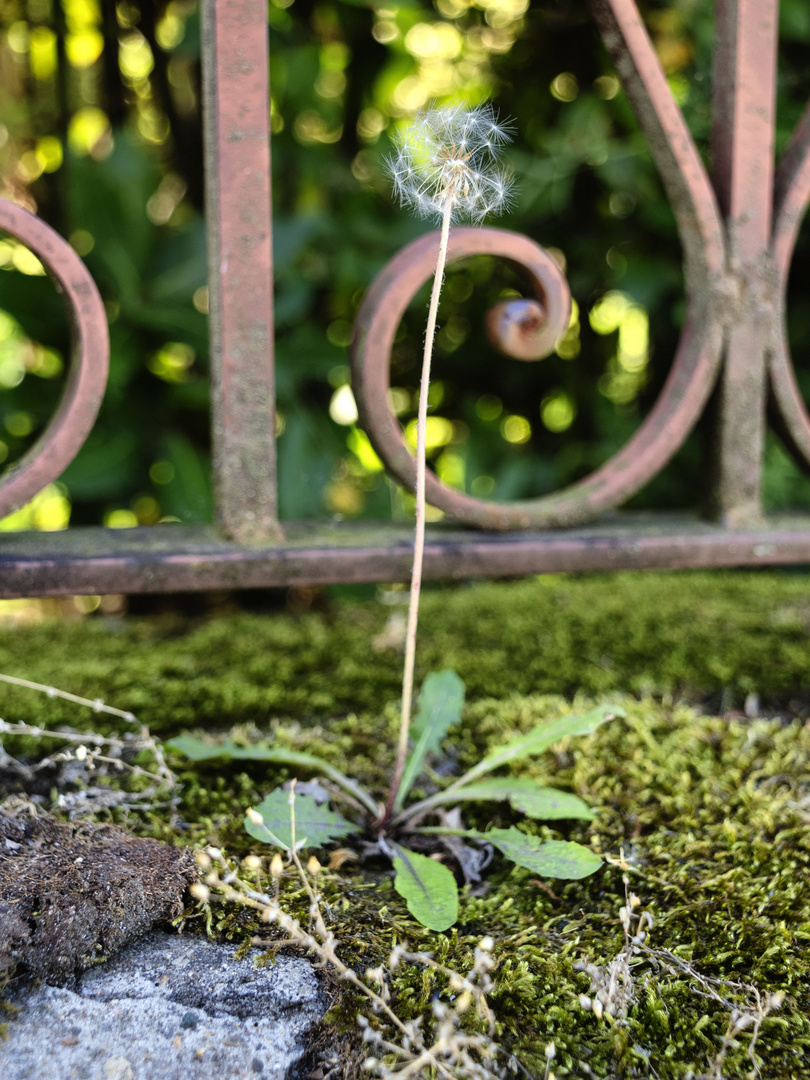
[392,845,459,931]
[434,778,595,821]
[166,736,379,817]
[456,705,623,787]
[481,828,601,879]
[395,670,465,812]
[245,786,359,851]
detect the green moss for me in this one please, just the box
[166,701,809,1077]
[1,571,809,1076]
[1,571,810,736]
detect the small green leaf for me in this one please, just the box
[392,845,459,931]
[166,734,231,761]
[166,736,379,817]
[395,670,465,812]
[167,735,324,768]
[482,828,602,879]
[436,777,595,820]
[455,705,623,787]
[245,786,359,851]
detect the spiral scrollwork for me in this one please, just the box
[0,200,109,520]
[351,0,729,530]
[768,102,810,471]
[351,228,576,528]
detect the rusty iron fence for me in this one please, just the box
[1,0,809,598]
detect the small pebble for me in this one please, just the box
[104,1058,134,1080]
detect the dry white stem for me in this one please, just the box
[0,706,176,816]
[0,672,137,722]
[200,839,513,1079]
[575,875,784,1079]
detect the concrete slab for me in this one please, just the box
[0,932,326,1080]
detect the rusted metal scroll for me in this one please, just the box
[351,0,807,534]
[0,200,108,521]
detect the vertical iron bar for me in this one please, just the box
[201,0,281,543]
[708,0,778,525]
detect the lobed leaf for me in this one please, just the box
[480,828,602,879]
[395,670,465,812]
[435,777,595,821]
[392,845,459,932]
[245,786,359,851]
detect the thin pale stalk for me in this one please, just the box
[0,672,137,722]
[385,196,454,822]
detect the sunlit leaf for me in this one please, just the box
[166,735,379,817]
[479,828,601,879]
[455,705,623,787]
[245,786,359,851]
[392,845,459,931]
[432,777,595,820]
[395,669,465,811]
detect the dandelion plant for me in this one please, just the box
[384,103,514,819]
[171,104,624,932]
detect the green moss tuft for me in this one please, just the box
[1,572,810,736]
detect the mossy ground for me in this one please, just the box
[1,571,809,1078]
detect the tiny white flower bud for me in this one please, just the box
[455,991,472,1014]
[246,807,263,825]
[545,1042,556,1059]
[75,745,87,761]
[270,853,284,878]
[189,882,210,902]
[579,995,592,1011]
[592,998,604,1020]
[242,855,262,871]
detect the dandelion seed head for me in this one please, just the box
[387,102,514,224]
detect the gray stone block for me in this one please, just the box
[0,932,326,1080]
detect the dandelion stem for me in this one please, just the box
[386,195,454,822]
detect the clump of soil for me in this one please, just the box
[0,809,196,985]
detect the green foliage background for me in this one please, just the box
[2,0,810,529]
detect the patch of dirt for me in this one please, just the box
[0,808,196,986]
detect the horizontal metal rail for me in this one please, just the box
[0,514,807,597]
